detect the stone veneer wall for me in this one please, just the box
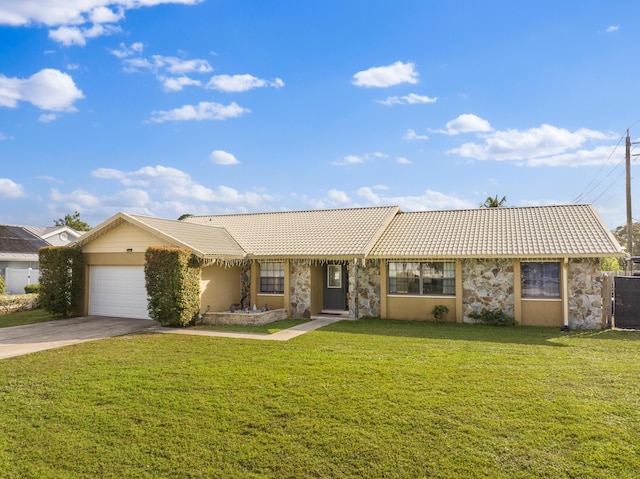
[290,260,312,318]
[462,258,515,322]
[347,260,381,318]
[240,262,251,309]
[568,258,602,329]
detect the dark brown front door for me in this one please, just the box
[323,263,348,310]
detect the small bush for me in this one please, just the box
[24,283,40,294]
[468,309,517,326]
[431,304,449,322]
[0,274,5,295]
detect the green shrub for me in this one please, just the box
[39,247,84,318]
[144,247,201,327]
[468,309,517,326]
[431,304,449,322]
[0,274,5,295]
[23,283,40,294]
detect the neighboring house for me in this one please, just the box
[70,204,623,329]
[0,225,82,294]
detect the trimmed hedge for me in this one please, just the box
[39,247,84,318]
[24,283,40,294]
[144,247,201,327]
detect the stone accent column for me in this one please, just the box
[347,260,381,318]
[462,258,515,322]
[240,261,251,309]
[289,260,311,318]
[567,258,602,329]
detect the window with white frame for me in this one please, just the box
[259,262,285,294]
[521,262,560,298]
[388,262,455,295]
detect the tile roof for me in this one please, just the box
[184,206,400,259]
[72,213,246,260]
[368,204,623,259]
[0,225,50,254]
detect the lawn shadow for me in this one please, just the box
[318,318,571,347]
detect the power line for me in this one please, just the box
[573,134,624,204]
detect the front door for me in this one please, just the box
[323,263,348,310]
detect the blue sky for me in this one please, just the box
[1,0,639,230]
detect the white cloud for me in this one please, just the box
[606,25,619,32]
[433,113,493,135]
[377,93,437,106]
[352,61,418,88]
[0,132,12,140]
[447,123,617,166]
[48,26,86,46]
[0,1,203,45]
[159,76,201,92]
[332,152,387,166]
[122,54,213,74]
[396,157,411,164]
[149,101,250,123]
[0,68,84,111]
[110,41,144,59]
[206,74,285,92]
[327,189,350,204]
[210,150,239,165]
[38,113,58,123]
[403,129,429,141]
[356,187,474,211]
[90,6,124,23]
[90,165,272,208]
[0,178,25,198]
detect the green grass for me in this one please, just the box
[0,308,57,328]
[194,318,309,334]
[0,319,639,478]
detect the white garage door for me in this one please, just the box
[89,266,151,319]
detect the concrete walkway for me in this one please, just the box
[162,316,342,341]
[0,316,343,359]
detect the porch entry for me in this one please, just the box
[323,263,348,311]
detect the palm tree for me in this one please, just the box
[480,195,507,208]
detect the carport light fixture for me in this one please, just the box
[126,248,133,252]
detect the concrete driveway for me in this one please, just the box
[0,316,158,359]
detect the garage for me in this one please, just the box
[89,266,151,320]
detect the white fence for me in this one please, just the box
[4,268,40,295]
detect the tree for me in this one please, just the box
[612,222,640,257]
[54,211,91,231]
[480,195,507,208]
[177,213,193,221]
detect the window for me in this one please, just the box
[388,262,455,296]
[327,264,342,288]
[259,262,284,294]
[521,262,560,298]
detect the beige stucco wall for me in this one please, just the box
[82,223,172,253]
[386,295,457,322]
[520,299,563,327]
[200,265,242,313]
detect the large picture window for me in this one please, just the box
[388,262,455,296]
[259,262,285,294]
[521,262,560,298]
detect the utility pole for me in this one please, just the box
[626,130,633,259]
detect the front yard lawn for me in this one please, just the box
[0,308,57,328]
[0,319,638,478]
